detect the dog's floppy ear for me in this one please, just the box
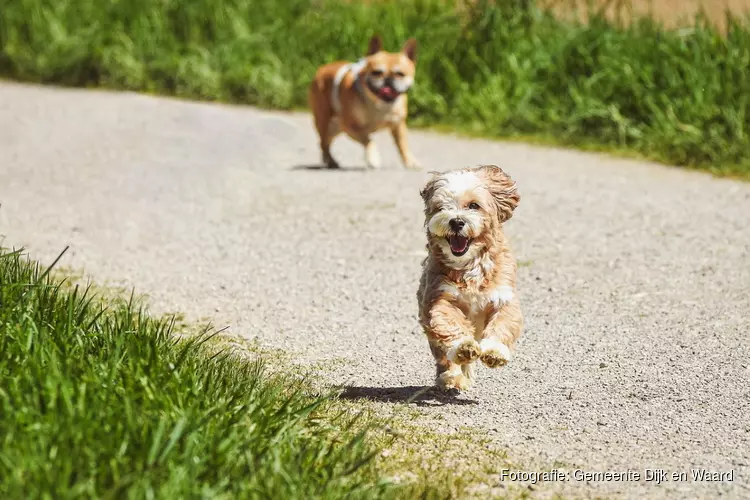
[367,34,383,55]
[402,38,417,62]
[419,171,442,205]
[478,165,520,222]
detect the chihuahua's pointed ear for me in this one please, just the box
[402,38,418,62]
[478,165,520,222]
[367,34,383,55]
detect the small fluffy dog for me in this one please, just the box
[417,165,523,391]
[308,34,421,170]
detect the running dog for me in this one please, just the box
[417,165,523,391]
[308,35,421,170]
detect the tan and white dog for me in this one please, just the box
[417,165,523,391]
[308,35,421,170]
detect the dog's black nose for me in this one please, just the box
[449,219,465,231]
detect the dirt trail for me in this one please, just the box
[1,82,748,498]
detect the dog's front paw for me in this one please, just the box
[323,153,340,169]
[403,154,421,170]
[479,338,512,368]
[365,143,382,169]
[436,368,473,391]
[447,338,481,365]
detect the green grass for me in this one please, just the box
[0,246,393,498]
[2,0,749,176]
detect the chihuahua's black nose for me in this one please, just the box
[449,218,465,231]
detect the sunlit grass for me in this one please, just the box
[0,246,394,498]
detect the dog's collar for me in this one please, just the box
[331,58,367,114]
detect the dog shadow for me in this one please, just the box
[290,164,369,172]
[338,385,479,407]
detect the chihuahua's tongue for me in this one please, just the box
[449,235,469,253]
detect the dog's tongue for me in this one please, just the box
[379,86,397,99]
[449,235,469,253]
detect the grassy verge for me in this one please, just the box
[0,246,522,498]
[0,247,384,498]
[2,0,749,177]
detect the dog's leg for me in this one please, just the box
[431,343,473,391]
[317,116,340,168]
[310,84,340,168]
[479,294,523,369]
[321,118,341,167]
[349,133,380,169]
[461,362,477,387]
[390,121,421,170]
[423,298,480,390]
[364,139,382,169]
[346,130,381,169]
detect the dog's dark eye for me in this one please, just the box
[371,70,384,77]
[394,71,405,78]
[468,202,481,210]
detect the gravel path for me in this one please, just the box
[1,82,749,499]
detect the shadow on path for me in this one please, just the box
[339,385,479,407]
[290,164,368,172]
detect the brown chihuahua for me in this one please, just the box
[308,35,421,170]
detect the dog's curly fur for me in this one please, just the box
[417,165,523,391]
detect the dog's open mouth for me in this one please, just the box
[377,86,398,100]
[447,235,471,256]
[368,81,400,102]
